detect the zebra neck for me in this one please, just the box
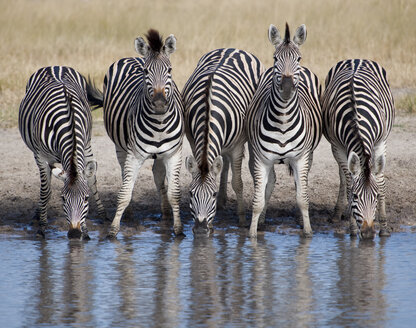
[267,84,300,125]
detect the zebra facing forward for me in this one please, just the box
[183,48,264,234]
[246,23,322,238]
[102,29,184,238]
[321,59,395,239]
[19,66,106,239]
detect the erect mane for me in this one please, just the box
[284,22,290,44]
[199,75,212,180]
[145,29,163,53]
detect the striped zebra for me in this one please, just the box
[321,59,395,239]
[102,29,184,239]
[183,48,264,234]
[19,66,106,239]
[246,23,322,238]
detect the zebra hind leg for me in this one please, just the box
[230,148,246,227]
[331,145,349,222]
[164,148,184,236]
[153,159,171,220]
[217,156,229,210]
[84,159,108,221]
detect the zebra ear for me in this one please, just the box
[163,34,176,57]
[52,167,67,181]
[348,152,361,177]
[293,24,307,46]
[186,156,199,175]
[373,155,386,176]
[211,156,223,176]
[135,37,150,57]
[84,160,97,179]
[268,24,282,47]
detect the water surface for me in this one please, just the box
[0,227,415,328]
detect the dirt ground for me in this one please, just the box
[1,112,415,238]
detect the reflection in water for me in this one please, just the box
[331,236,387,327]
[1,232,414,327]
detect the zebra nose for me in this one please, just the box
[359,220,376,240]
[280,75,295,100]
[67,221,82,239]
[192,217,210,235]
[152,89,168,110]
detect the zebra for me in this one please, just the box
[102,29,184,239]
[321,59,395,239]
[246,23,322,238]
[19,66,106,239]
[182,48,264,234]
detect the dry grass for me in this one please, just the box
[1,0,416,126]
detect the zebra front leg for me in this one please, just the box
[291,155,313,237]
[84,159,108,220]
[34,158,53,238]
[331,145,349,222]
[230,148,246,226]
[164,147,184,236]
[377,172,390,237]
[217,156,229,210]
[152,159,171,220]
[249,159,271,238]
[259,168,276,225]
[107,152,143,239]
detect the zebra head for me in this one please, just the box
[52,160,96,240]
[185,155,223,235]
[134,29,176,114]
[348,152,385,239]
[268,23,306,101]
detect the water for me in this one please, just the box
[0,227,415,328]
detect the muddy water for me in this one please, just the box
[0,227,415,328]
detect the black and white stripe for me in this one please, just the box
[321,59,395,239]
[183,48,264,234]
[102,29,184,238]
[246,23,322,238]
[19,66,106,239]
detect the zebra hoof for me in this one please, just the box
[350,230,358,238]
[302,230,313,238]
[82,233,91,241]
[249,229,258,239]
[36,229,46,239]
[379,228,391,237]
[173,226,184,237]
[106,233,117,240]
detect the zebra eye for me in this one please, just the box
[85,195,90,202]
[213,192,217,197]
[297,56,302,62]
[143,68,149,75]
[61,195,65,202]
[167,67,172,74]
[189,191,193,198]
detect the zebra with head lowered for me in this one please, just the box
[183,48,264,234]
[102,29,184,239]
[321,59,395,239]
[19,66,106,239]
[246,23,322,238]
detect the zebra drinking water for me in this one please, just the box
[102,29,184,239]
[19,66,106,239]
[246,23,322,238]
[321,59,395,239]
[182,48,264,234]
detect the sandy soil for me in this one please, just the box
[1,112,415,238]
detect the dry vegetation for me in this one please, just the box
[0,0,415,126]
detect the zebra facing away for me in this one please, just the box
[182,48,264,234]
[19,66,106,239]
[246,23,322,238]
[102,29,184,239]
[321,59,395,239]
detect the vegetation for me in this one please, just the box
[1,0,415,126]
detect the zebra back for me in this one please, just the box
[322,59,395,162]
[183,48,264,169]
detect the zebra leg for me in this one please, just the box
[116,147,127,179]
[217,156,229,210]
[85,149,107,220]
[259,168,276,225]
[164,147,184,236]
[291,155,313,237]
[152,159,171,220]
[331,145,349,222]
[230,147,246,226]
[34,157,52,238]
[107,152,143,239]
[377,172,390,237]
[249,158,272,238]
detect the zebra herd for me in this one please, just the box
[18,24,395,241]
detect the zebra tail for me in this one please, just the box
[86,76,104,110]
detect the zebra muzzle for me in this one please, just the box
[359,220,376,240]
[67,221,82,239]
[280,75,295,100]
[152,91,168,113]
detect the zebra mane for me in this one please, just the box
[284,22,290,44]
[146,29,163,53]
[199,74,212,180]
[63,86,79,185]
[350,77,372,180]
